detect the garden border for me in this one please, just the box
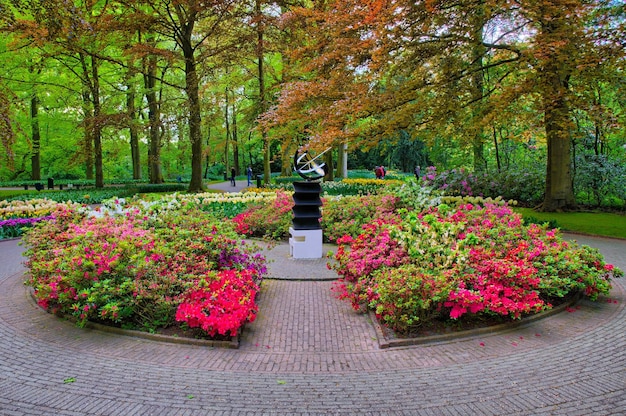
[27,288,240,349]
[371,292,583,349]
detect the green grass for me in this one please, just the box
[514,208,626,240]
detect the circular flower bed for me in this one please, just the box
[23,201,267,338]
[330,201,623,336]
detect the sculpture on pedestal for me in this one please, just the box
[289,148,328,259]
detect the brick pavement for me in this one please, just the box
[0,189,624,414]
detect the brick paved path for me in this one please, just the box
[0,204,624,414]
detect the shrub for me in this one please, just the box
[23,203,267,336]
[321,194,401,242]
[175,269,259,337]
[420,165,545,206]
[231,190,294,239]
[331,202,623,334]
[322,178,405,196]
[331,219,409,310]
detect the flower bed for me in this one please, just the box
[330,201,623,336]
[0,199,78,240]
[23,202,267,339]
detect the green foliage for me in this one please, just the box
[331,201,622,334]
[514,208,626,240]
[4,189,135,204]
[420,165,546,206]
[574,153,626,208]
[23,202,267,336]
[322,178,405,196]
[131,183,188,194]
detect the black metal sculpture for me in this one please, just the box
[293,148,330,181]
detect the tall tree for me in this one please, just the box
[267,0,624,211]
[121,0,248,191]
[124,66,141,180]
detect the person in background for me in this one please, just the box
[231,167,236,186]
[247,165,253,186]
[414,165,420,180]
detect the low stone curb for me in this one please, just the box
[372,292,583,349]
[27,286,240,349]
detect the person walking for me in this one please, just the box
[230,167,236,187]
[247,166,253,186]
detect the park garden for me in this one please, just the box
[0,1,624,342]
[5,175,621,341]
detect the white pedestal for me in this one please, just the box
[289,227,323,259]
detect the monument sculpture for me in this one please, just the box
[289,148,328,259]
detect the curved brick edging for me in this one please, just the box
[372,292,583,349]
[26,288,240,349]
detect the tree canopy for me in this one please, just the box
[0,0,624,210]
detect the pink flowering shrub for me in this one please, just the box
[321,194,401,242]
[330,218,409,310]
[231,190,294,239]
[23,205,266,336]
[332,201,623,335]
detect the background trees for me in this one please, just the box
[0,1,624,210]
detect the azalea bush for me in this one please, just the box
[23,203,266,337]
[229,188,407,242]
[420,165,545,206]
[176,269,259,337]
[321,194,401,242]
[331,202,623,335]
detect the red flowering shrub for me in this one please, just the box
[175,269,260,337]
[23,205,267,336]
[231,190,293,239]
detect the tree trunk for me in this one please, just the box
[281,144,292,176]
[90,56,104,188]
[126,73,141,180]
[324,147,334,181]
[337,142,348,179]
[539,8,576,211]
[81,88,94,181]
[204,127,211,179]
[492,126,501,172]
[232,99,239,175]
[470,2,487,173]
[30,91,41,181]
[144,52,163,184]
[543,98,575,211]
[256,0,271,185]
[184,49,204,192]
[224,89,230,174]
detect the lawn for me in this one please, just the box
[514,208,626,240]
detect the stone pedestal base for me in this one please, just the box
[289,227,323,259]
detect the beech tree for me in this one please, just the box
[267,0,625,211]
